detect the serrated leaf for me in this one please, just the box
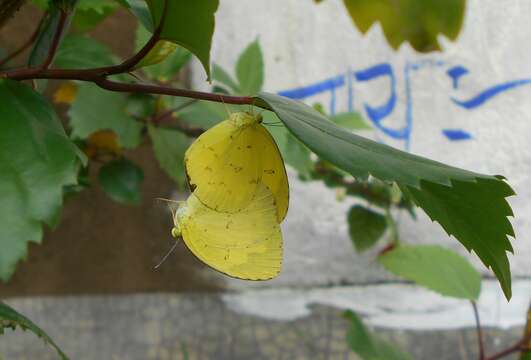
[348,205,387,252]
[54,34,114,69]
[145,0,219,79]
[0,80,81,280]
[134,25,191,82]
[331,112,372,131]
[379,244,481,300]
[148,125,190,188]
[344,310,412,360]
[0,302,69,359]
[68,83,143,148]
[99,158,144,204]
[343,0,466,52]
[235,40,264,95]
[212,64,240,93]
[256,92,515,300]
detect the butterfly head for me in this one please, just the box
[170,203,189,238]
[230,112,262,128]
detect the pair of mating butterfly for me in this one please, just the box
[161,112,289,280]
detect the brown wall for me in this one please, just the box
[0,4,223,297]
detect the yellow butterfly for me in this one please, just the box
[184,111,289,222]
[169,183,282,280]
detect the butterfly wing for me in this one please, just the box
[179,184,282,280]
[257,124,289,222]
[185,119,289,221]
[184,119,262,213]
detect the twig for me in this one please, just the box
[151,99,198,124]
[472,301,486,360]
[485,336,530,360]
[40,9,67,70]
[0,12,45,67]
[104,0,168,75]
[0,0,257,108]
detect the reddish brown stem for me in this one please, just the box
[0,0,256,108]
[0,13,45,68]
[40,9,67,70]
[472,301,486,360]
[104,0,168,75]
[485,337,528,360]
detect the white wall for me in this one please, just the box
[191,0,531,301]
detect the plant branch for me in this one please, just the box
[472,301,486,360]
[0,12,45,68]
[485,336,530,360]
[104,0,168,75]
[0,0,256,108]
[95,77,255,105]
[41,9,67,70]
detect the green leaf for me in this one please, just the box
[28,8,63,67]
[235,39,264,95]
[68,83,143,148]
[134,25,191,82]
[0,80,81,281]
[348,205,387,252]
[116,0,154,32]
[256,92,515,300]
[72,0,118,32]
[177,100,228,129]
[212,64,240,93]
[98,158,144,204]
[379,244,481,300]
[54,34,114,69]
[148,125,190,188]
[0,302,69,359]
[145,0,219,79]
[344,310,412,360]
[264,114,314,179]
[342,0,466,52]
[331,112,372,131]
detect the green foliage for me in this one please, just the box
[134,25,191,82]
[235,40,264,95]
[331,112,372,131]
[99,158,144,204]
[342,0,466,52]
[145,0,219,79]
[54,34,114,69]
[116,0,154,32]
[344,310,412,360]
[0,80,82,281]
[379,244,482,300]
[348,205,387,252]
[68,84,143,148]
[343,0,465,52]
[0,302,69,360]
[148,125,190,188]
[212,64,240,93]
[212,39,265,96]
[28,7,66,67]
[256,92,515,300]
[267,122,314,180]
[72,0,118,32]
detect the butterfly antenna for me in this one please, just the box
[154,240,179,270]
[218,95,231,117]
[155,197,182,204]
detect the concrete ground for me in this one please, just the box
[1,284,528,360]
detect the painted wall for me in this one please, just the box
[191,0,531,306]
